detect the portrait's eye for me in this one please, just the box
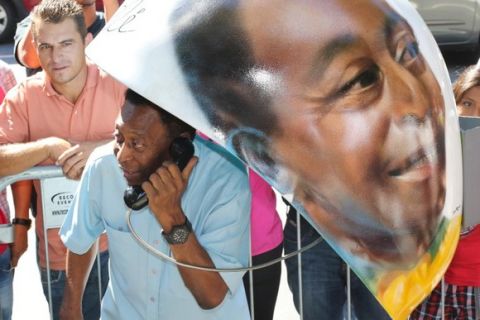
[397,41,418,65]
[323,62,383,112]
[338,65,380,96]
[390,23,426,75]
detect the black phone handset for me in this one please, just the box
[123,137,195,210]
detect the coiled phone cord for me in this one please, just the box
[126,208,321,272]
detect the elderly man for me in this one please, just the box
[59,89,251,320]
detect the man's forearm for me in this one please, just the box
[0,140,49,177]
[171,233,228,309]
[62,245,97,313]
[11,180,32,219]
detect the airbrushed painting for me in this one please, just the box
[86,0,463,318]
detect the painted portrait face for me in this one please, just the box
[84,0,463,316]
[236,0,446,267]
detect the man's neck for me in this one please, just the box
[50,65,89,104]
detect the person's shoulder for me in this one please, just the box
[193,135,247,179]
[6,72,44,99]
[87,142,118,169]
[23,72,45,88]
[88,61,123,87]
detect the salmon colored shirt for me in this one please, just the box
[0,62,126,269]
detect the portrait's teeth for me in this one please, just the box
[388,148,435,177]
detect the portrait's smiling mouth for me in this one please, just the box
[387,147,437,182]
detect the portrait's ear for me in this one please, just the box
[227,127,293,193]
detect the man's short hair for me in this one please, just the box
[125,89,196,139]
[31,0,88,41]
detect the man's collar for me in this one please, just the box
[42,62,98,97]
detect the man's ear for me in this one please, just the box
[179,131,193,141]
[85,32,94,45]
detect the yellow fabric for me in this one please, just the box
[376,214,462,320]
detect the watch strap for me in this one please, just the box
[12,218,32,229]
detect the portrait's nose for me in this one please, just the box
[387,68,430,124]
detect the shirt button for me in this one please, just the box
[150,297,155,302]
[152,269,157,275]
[153,240,160,245]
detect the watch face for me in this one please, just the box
[169,226,190,244]
[164,219,192,245]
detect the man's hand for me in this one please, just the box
[43,137,72,162]
[10,224,28,267]
[142,157,198,233]
[56,140,110,180]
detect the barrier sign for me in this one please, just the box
[40,177,79,229]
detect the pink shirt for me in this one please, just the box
[0,63,126,269]
[249,170,283,256]
[195,132,283,256]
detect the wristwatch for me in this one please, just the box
[162,217,192,245]
[12,218,32,230]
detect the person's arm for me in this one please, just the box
[0,137,71,177]
[10,180,32,267]
[59,245,98,320]
[143,158,228,309]
[15,20,41,70]
[170,230,229,308]
[103,0,120,22]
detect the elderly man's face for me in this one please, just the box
[114,102,172,186]
[239,0,445,266]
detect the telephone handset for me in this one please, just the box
[123,137,195,210]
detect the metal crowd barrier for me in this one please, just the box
[0,166,454,320]
[0,166,103,320]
